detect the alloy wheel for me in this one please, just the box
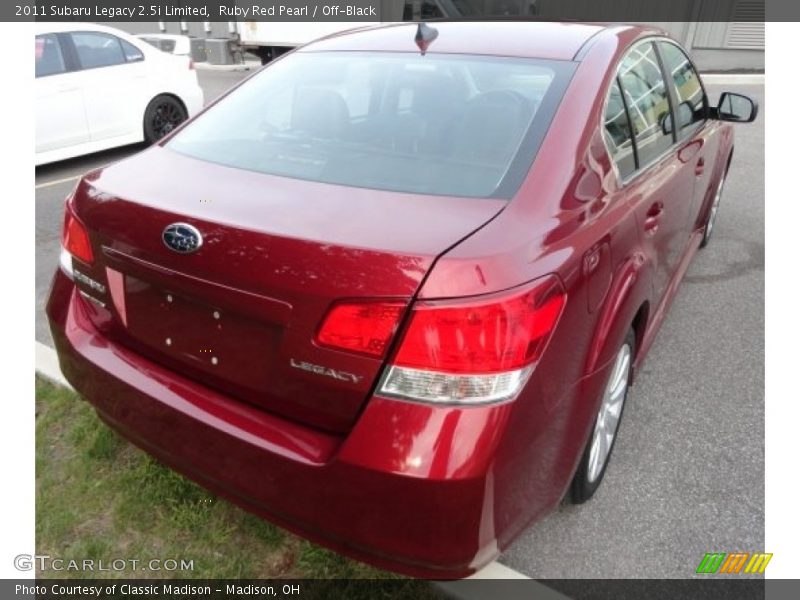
[587,342,631,483]
[151,101,184,139]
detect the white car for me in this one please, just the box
[35,23,204,166]
[136,34,192,57]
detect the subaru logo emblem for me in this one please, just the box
[162,223,203,254]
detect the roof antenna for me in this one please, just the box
[414,22,439,55]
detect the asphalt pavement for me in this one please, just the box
[34,72,764,579]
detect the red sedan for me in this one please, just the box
[47,21,757,577]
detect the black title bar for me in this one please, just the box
[6,0,794,22]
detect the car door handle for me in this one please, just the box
[695,157,706,176]
[678,139,704,163]
[57,84,79,92]
[644,203,663,234]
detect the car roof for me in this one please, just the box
[301,21,639,61]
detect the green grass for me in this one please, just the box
[35,376,399,580]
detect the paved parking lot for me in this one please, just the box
[35,72,764,579]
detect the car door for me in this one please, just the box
[35,33,90,153]
[657,40,718,233]
[614,40,695,305]
[65,31,149,142]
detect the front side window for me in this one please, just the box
[617,42,673,168]
[168,51,573,198]
[603,79,636,180]
[35,34,65,78]
[658,41,706,138]
[71,32,126,69]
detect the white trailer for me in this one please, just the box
[235,1,539,63]
[238,21,381,63]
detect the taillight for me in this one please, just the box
[378,275,565,405]
[316,301,406,358]
[62,205,94,265]
[188,59,195,70]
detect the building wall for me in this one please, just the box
[653,18,765,71]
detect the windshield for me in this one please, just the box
[168,51,573,198]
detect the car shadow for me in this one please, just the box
[36,142,150,184]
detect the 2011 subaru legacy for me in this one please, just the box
[47,22,757,577]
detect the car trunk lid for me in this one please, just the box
[69,146,505,433]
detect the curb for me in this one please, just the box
[35,341,72,389]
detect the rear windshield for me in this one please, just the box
[168,51,574,198]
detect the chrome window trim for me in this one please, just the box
[602,76,637,181]
[600,36,709,189]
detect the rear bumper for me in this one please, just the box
[46,270,511,578]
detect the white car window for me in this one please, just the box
[35,34,66,78]
[71,32,126,70]
[120,39,144,63]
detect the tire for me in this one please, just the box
[570,328,635,504]
[700,168,728,248]
[143,95,188,144]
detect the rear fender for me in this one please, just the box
[585,251,651,378]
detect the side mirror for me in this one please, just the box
[715,92,758,123]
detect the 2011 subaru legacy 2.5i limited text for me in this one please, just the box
[47,22,757,577]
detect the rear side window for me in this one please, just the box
[167,51,574,198]
[120,39,144,62]
[617,42,673,168]
[658,42,706,138]
[35,34,65,78]
[71,32,126,69]
[603,79,636,180]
